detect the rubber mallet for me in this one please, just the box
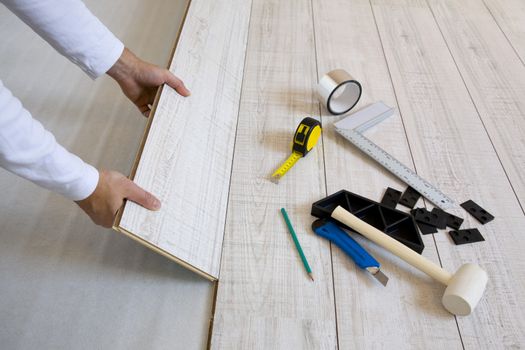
[331,206,488,316]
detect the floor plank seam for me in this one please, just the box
[309,0,341,347]
[367,0,422,181]
[369,0,466,347]
[480,0,525,67]
[425,0,525,217]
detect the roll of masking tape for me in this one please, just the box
[317,69,362,115]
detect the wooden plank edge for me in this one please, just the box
[113,0,192,229]
[206,281,220,350]
[112,223,218,281]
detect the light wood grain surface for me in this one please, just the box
[117,0,253,280]
[370,0,525,348]
[427,0,525,210]
[210,0,337,347]
[209,0,525,348]
[483,0,525,65]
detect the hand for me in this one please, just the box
[107,48,190,117]
[75,170,161,228]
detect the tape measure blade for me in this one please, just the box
[271,152,302,181]
[335,127,454,210]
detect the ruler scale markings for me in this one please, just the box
[336,127,454,210]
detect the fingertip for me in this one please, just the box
[180,86,191,97]
[144,191,161,211]
[152,198,161,210]
[143,189,161,211]
[165,71,191,97]
[174,82,190,97]
[123,181,161,211]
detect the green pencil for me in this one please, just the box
[280,208,314,281]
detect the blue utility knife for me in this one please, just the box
[312,219,389,286]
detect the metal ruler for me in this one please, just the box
[334,106,454,210]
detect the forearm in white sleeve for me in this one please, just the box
[0,80,99,201]
[0,0,124,79]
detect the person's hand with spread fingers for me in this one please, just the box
[0,0,190,228]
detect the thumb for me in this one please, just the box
[164,70,191,97]
[123,180,161,211]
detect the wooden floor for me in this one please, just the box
[210,0,525,348]
[1,0,525,349]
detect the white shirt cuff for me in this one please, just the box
[83,38,124,80]
[63,163,99,201]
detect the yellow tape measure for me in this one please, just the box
[271,117,322,183]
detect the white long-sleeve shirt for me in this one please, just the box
[0,0,124,200]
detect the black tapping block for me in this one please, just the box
[311,190,424,254]
[381,187,402,209]
[431,208,448,229]
[417,222,438,235]
[460,200,494,225]
[446,212,464,230]
[449,228,485,245]
[399,186,421,209]
[411,208,440,227]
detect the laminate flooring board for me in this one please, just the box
[210,0,337,348]
[427,0,525,211]
[0,1,214,349]
[371,0,525,348]
[312,0,462,348]
[117,0,253,280]
[482,0,525,65]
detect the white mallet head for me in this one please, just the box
[442,263,488,316]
